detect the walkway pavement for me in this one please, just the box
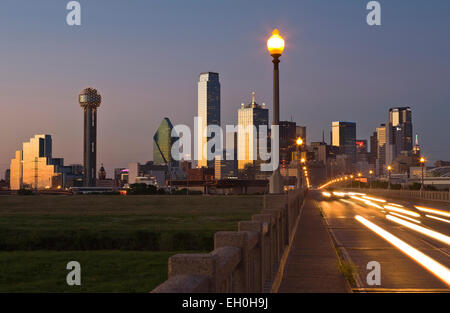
[278,195,349,293]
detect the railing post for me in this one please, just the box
[252,214,274,287]
[238,221,264,292]
[261,208,282,263]
[214,231,251,292]
[168,253,217,292]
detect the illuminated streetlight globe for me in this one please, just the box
[296,137,303,146]
[420,157,426,163]
[79,87,102,109]
[267,29,285,56]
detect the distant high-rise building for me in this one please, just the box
[376,124,387,174]
[332,121,356,163]
[369,131,378,164]
[197,72,220,168]
[389,107,413,151]
[79,87,102,187]
[9,135,62,190]
[356,139,368,162]
[237,92,269,170]
[386,107,413,165]
[4,169,10,183]
[279,121,297,164]
[153,117,178,166]
[296,126,307,145]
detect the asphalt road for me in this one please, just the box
[314,190,450,292]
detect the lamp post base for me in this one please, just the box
[269,169,283,194]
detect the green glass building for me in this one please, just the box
[153,118,178,165]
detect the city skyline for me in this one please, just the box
[1,0,450,176]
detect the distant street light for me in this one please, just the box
[369,170,374,189]
[296,137,303,188]
[267,29,285,194]
[420,157,426,191]
[387,165,392,189]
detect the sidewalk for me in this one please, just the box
[278,195,349,293]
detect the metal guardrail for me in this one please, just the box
[151,189,306,293]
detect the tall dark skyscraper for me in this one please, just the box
[78,88,102,187]
[197,72,220,168]
[386,107,413,165]
[332,121,357,163]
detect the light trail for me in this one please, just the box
[388,212,421,224]
[383,205,421,218]
[386,215,450,245]
[355,215,450,287]
[415,206,450,218]
[426,214,450,224]
[388,203,404,208]
[322,191,331,198]
[362,196,387,203]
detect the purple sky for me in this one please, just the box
[1,0,450,178]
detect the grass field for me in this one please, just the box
[0,194,262,292]
[0,250,206,292]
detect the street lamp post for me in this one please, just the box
[387,165,392,189]
[296,138,303,189]
[369,170,373,189]
[267,29,285,194]
[420,157,426,191]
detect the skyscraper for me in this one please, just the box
[332,121,357,163]
[153,117,178,166]
[279,121,297,164]
[237,92,269,170]
[389,107,413,151]
[78,87,102,187]
[10,135,60,190]
[376,123,387,174]
[386,107,413,165]
[197,72,220,168]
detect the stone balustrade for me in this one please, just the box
[151,189,306,293]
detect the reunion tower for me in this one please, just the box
[78,87,102,187]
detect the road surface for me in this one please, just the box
[316,190,450,292]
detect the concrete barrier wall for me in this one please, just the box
[345,188,450,203]
[151,189,306,293]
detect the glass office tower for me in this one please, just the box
[153,117,178,166]
[237,92,269,170]
[332,121,357,163]
[9,135,57,190]
[197,72,220,168]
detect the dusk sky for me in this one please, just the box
[1,0,449,177]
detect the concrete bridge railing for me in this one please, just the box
[344,188,450,203]
[151,189,305,293]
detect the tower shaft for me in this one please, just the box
[83,107,97,187]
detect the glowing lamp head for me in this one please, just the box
[387,165,392,171]
[300,158,306,163]
[296,137,303,146]
[420,157,426,164]
[267,29,285,56]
